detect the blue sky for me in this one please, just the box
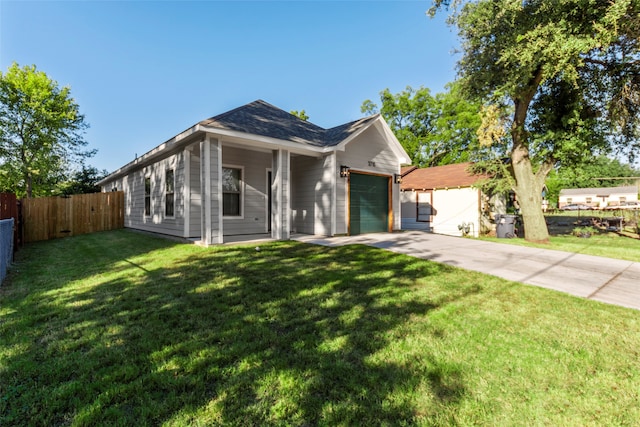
[1,1,459,173]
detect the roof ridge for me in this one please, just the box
[198,101,261,126]
[196,100,382,147]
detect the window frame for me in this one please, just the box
[144,175,152,217]
[222,165,244,219]
[416,191,433,223]
[165,168,175,218]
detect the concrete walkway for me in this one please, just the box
[294,231,640,311]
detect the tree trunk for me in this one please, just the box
[511,146,549,243]
[509,70,550,243]
[26,174,32,198]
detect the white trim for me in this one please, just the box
[163,167,176,219]
[374,117,410,164]
[144,172,152,218]
[200,125,326,156]
[222,164,244,219]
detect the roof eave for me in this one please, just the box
[197,124,327,156]
[98,124,203,186]
[97,124,330,187]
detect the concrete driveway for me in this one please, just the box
[294,231,640,311]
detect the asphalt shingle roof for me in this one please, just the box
[198,99,378,147]
[400,162,487,190]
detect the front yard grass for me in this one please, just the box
[1,230,639,426]
[482,231,640,262]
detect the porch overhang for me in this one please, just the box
[98,124,333,187]
[196,124,328,158]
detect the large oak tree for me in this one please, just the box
[432,0,640,242]
[362,83,484,167]
[0,63,93,198]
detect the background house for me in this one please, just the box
[558,186,638,209]
[400,163,495,237]
[98,100,409,245]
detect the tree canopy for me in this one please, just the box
[431,0,640,242]
[0,62,94,197]
[290,110,309,121]
[361,83,483,167]
[57,165,109,196]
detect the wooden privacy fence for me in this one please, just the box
[0,193,20,250]
[0,192,18,220]
[22,192,124,243]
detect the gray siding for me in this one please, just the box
[291,155,332,235]
[222,145,272,236]
[102,151,186,237]
[188,145,201,238]
[143,152,186,236]
[336,125,402,234]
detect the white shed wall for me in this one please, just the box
[431,187,481,237]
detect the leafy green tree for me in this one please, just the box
[546,157,640,206]
[290,110,309,121]
[0,63,94,198]
[56,165,109,195]
[431,0,640,242]
[361,83,483,167]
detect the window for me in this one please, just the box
[620,197,627,203]
[417,192,432,222]
[165,169,174,217]
[586,197,592,204]
[144,176,151,216]
[566,198,572,204]
[223,167,242,216]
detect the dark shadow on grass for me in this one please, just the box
[0,230,481,425]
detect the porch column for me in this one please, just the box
[200,136,223,245]
[183,147,191,238]
[329,151,337,236]
[272,149,291,240]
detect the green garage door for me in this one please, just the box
[350,173,390,235]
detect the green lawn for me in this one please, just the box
[482,232,640,262]
[482,212,640,262]
[1,230,639,426]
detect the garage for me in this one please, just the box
[349,173,390,235]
